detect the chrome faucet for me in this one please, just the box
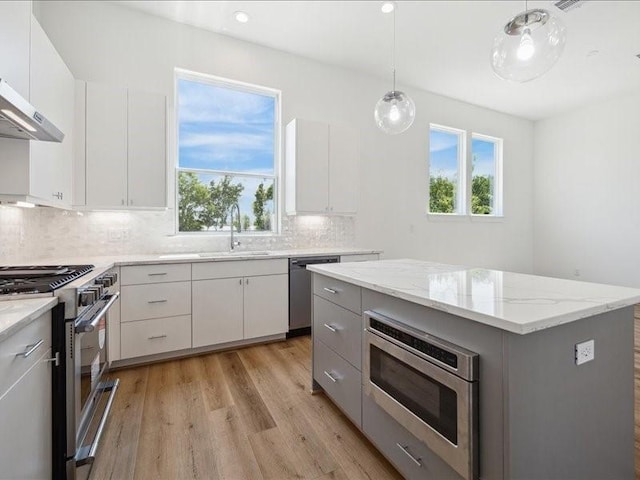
[229,203,241,251]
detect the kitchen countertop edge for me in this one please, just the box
[0,297,59,342]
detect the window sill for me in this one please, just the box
[170,231,283,238]
[427,213,504,223]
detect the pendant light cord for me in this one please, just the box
[392,6,396,92]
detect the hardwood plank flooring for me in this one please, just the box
[91,337,402,480]
[92,321,640,480]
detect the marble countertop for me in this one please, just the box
[308,259,640,334]
[0,297,58,342]
[2,247,381,270]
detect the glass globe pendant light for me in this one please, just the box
[491,0,567,82]
[374,4,415,134]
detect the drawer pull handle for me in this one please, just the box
[396,443,422,467]
[148,299,168,304]
[323,370,338,383]
[323,323,337,333]
[148,334,168,340]
[148,272,168,277]
[323,287,338,294]
[16,339,44,358]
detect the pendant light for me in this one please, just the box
[490,0,567,82]
[374,3,415,135]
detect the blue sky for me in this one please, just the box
[429,129,496,179]
[178,78,276,230]
[178,78,275,174]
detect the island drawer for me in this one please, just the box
[0,311,51,397]
[313,274,361,314]
[120,315,191,359]
[121,282,191,322]
[192,259,288,281]
[121,263,191,285]
[313,296,362,370]
[362,391,460,480]
[313,338,361,428]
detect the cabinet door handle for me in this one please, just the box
[396,444,422,467]
[323,287,338,294]
[323,323,337,333]
[323,370,338,383]
[16,339,44,358]
[148,272,167,276]
[45,352,60,367]
[148,299,167,304]
[246,278,249,285]
[148,334,167,340]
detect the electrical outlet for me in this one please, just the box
[107,229,122,242]
[122,229,131,241]
[575,339,595,365]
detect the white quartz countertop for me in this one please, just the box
[0,297,58,341]
[307,259,640,334]
[2,248,381,270]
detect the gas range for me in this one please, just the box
[0,265,95,296]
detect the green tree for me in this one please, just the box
[178,172,210,231]
[429,176,455,213]
[253,182,274,231]
[204,175,245,230]
[471,175,493,214]
[241,214,251,231]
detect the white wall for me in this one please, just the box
[533,91,640,287]
[33,0,534,271]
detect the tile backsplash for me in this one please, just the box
[0,207,355,262]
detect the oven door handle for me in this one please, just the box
[75,292,120,334]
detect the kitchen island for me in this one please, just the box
[308,259,640,480]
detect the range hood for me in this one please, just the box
[0,78,64,142]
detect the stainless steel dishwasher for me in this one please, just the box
[288,256,340,336]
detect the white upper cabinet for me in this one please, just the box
[0,11,74,208]
[85,82,128,207]
[78,81,167,209]
[328,124,359,214]
[0,1,30,98]
[285,118,359,215]
[127,90,167,208]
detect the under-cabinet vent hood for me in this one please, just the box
[0,78,64,142]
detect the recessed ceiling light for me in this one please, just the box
[381,2,395,14]
[234,11,250,23]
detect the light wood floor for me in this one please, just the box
[90,336,402,480]
[90,317,640,480]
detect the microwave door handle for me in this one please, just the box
[75,292,120,333]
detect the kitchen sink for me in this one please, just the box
[199,251,271,257]
[158,253,200,259]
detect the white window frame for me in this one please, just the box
[427,123,503,219]
[174,68,282,235]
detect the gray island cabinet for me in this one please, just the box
[308,259,640,480]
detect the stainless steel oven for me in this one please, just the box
[364,310,479,480]
[55,268,121,480]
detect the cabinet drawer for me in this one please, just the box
[121,282,191,322]
[313,296,362,370]
[313,274,361,314]
[313,338,361,428]
[120,315,191,359]
[0,311,51,397]
[362,391,460,480]
[192,259,288,281]
[121,263,191,285]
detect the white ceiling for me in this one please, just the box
[114,0,640,121]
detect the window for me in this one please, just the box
[428,124,502,217]
[176,70,280,233]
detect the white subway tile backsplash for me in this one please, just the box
[0,207,355,262]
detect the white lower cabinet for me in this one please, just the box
[120,315,192,359]
[244,274,288,339]
[0,310,53,480]
[192,277,244,347]
[192,273,289,348]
